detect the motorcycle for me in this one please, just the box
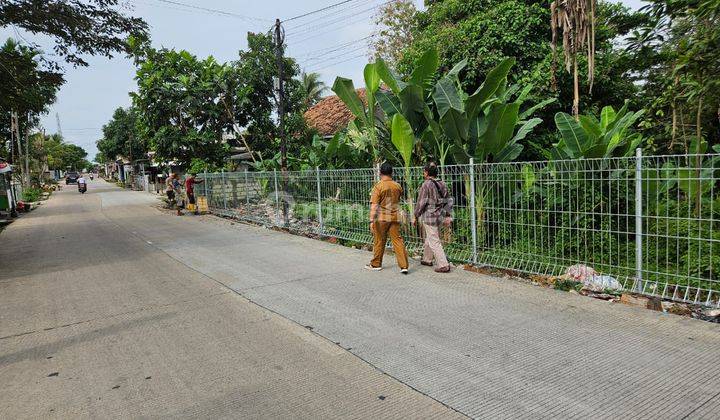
[78,183,87,194]
[89,174,94,180]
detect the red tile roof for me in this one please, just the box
[304,88,367,137]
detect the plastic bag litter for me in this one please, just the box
[565,264,598,281]
[583,275,623,292]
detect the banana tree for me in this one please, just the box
[391,113,417,217]
[552,102,644,160]
[332,62,383,163]
[376,51,547,166]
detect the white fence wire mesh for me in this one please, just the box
[200,152,720,307]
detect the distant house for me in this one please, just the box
[304,88,367,138]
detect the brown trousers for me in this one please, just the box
[370,221,409,269]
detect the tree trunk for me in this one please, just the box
[572,57,580,119]
[694,95,703,216]
[670,74,679,152]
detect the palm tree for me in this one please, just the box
[300,71,328,108]
[550,0,596,118]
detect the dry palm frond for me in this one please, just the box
[551,0,596,116]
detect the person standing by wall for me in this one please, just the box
[165,173,176,209]
[413,162,453,273]
[165,173,183,216]
[366,162,409,274]
[184,173,204,215]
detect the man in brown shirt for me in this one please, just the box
[366,162,409,274]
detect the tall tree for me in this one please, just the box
[129,38,229,167]
[369,0,417,67]
[300,71,328,109]
[0,38,64,161]
[0,0,148,68]
[233,32,306,157]
[628,0,720,152]
[97,106,146,163]
[400,0,645,159]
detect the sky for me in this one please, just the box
[1,0,643,161]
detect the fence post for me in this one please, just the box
[635,148,643,292]
[469,158,478,264]
[203,170,208,197]
[221,169,227,210]
[244,169,249,205]
[273,169,280,225]
[316,166,323,233]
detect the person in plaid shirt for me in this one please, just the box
[413,162,453,272]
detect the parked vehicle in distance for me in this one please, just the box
[65,171,79,184]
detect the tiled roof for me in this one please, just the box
[304,88,367,137]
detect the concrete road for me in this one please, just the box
[2,181,720,419]
[0,180,462,419]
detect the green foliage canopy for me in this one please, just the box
[0,0,148,68]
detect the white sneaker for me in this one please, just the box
[365,264,382,271]
[400,268,409,275]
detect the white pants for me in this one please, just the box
[422,223,449,268]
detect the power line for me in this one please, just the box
[0,60,24,89]
[283,0,367,31]
[307,53,368,73]
[289,13,376,46]
[293,35,373,59]
[282,0,358,23]
[147,0,270,22]
[286,2,387,38]
[302,45,368,66]
[12,24,33,46]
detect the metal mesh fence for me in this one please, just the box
[199,152,720,307]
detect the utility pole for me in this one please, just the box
[14,114,22,168]
[24,118,30,187]
[9,111,17,165]
[56,112,63,139]
[274,18,287,173]
[41,128,46,176]
[274,18,289,226]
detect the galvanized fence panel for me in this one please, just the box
[473,158,639,287]
[640,154,719,306]
[199,153,720,307]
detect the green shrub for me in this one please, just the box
[22,187,42,202]
[554,279,583,292]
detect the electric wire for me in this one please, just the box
[292,35,373,59]
[288,12,378,46]
[0,60,24,89]
[302,45,368,66]
[285,1,387,38]
[147,0,270,22]
[282,0,358,23]
[306,53,368,73]
[283,0,369,32]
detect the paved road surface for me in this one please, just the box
[1,181,719,419]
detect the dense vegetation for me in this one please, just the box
[1,0,144,183]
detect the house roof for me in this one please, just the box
[304,88,367,137]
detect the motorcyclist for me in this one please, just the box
[77,173,87,193]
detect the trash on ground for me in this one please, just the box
[703,308,720,318]
[565,264,597,281]
[583,275,623,292]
